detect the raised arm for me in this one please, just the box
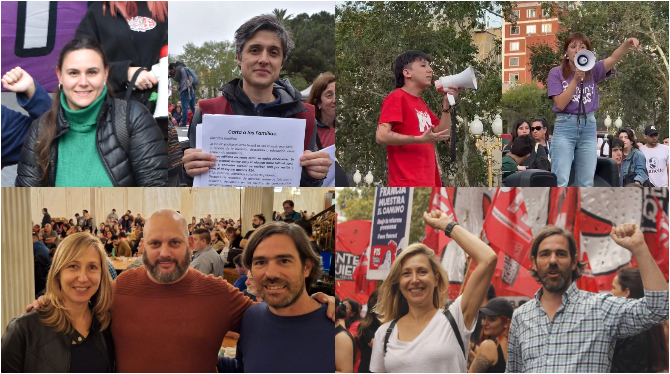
[423,210,497,327]
[604,38,639,72]
[610,223,667,291]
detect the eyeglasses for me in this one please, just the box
[532,126,544,132]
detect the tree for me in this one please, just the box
[337,187,433,244]
[528,1,668,136]
[168,40,239,102]
[501,84,555,132]
[272,8,294,24]
[336,2,510,187]
[283,11,336,89]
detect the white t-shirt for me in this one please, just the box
[640,144,669,187]
[369,295,475,373]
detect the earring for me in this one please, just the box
[58,83,63,91]
[565,55,568,60]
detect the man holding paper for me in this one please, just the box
[182,14,332,187]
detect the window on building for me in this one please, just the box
[526,25,536,35]
[527,9,537,18]
[542,8,552,17]
[510,73,519,83]
[542,24,552,33]
[510,26,520,35]
[512,10,520,20]
[509,57,519,67]
[509,42,520,51]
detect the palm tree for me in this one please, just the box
[272,8,293,24]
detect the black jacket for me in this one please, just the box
[184,78,322,187]
[75,2,167,103]
[15,95,168,187]
[1,311,115,373]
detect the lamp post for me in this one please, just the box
[353,169,361,185]
[604,114,614,136]
[469,114,503,187]
[615,116,623,133]
[365,171,374,186]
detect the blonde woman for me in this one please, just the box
[1,233,114,372]
[369,210,497,373]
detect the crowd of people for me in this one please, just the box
[2,1,169,187]
[335,209,669,373]
[9,204,337,372]
[502,118,668,187]
[501,32,669,188]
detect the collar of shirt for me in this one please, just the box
[255,95,281,112]
[193,246,213,259]
[532,281,579,308]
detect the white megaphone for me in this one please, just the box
[574,50,596,72]
[150,45,169,118]
[435,66,477,106]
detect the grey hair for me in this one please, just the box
[242,222,321,293]
[234,14,294,65]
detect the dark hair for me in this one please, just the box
[616,267,644,299]
[225,226,238,237]
[393,50,432,88]
[531,117,549,142]
[356,289,380,339]
[118,232,126,238]
[528,225,587,282]
[234,14,294,65]
[34,37,110,184]
[43,208,48,213]
[487,283,497,301]
[618,128,639,149]
[32,233,39,240]
[282,200,294,208]
[336,295,348,320]
[561,33,593,81]
[242,222,322,293]
[193,228,211,244]
[110,234,119,241]
[306,72,336,126]
[233,254,244,268]
[610,138,624,150]
[293,219,313,238]
[282,218,295,224]
[254,214,266,224]
[342,298,361,329]
[511,135,533,157]
[511,119,530,141]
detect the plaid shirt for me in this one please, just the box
[506,282,668,373]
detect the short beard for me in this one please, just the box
[143,248,192,284]
[258,277,305,309]
[539,264,572,293]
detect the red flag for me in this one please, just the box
[335,220,376,305]
[483,188,533,269]
[491,251,538,298]
[422,187,457,258]
[548,187,579,230]
[570,189,599,293]
[653,197,669,280]
[353,247,373,294]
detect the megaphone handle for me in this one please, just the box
[447,93,456,106]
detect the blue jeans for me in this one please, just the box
[550,113,597,187]
[180,90,196,126]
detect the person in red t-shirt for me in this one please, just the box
[376,51,460,187]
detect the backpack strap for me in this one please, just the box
[444,309,465,360]
[113,99,131,155]
[125,67,145,101]
[383,319,398,354]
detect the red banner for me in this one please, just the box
[422,187,457,258]
[484,188,533,269]
[335,220,376,305]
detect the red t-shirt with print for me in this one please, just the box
[378,88,441,187]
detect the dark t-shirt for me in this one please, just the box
[357,318,380,373]
[243,230,255,240]
[236,303,334,372]
[128,2,160,69]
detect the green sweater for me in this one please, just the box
[55,87,114,187]
[502,155,520,179]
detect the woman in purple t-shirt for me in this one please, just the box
[547,33,639,187]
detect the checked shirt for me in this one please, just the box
[506,282,668,373]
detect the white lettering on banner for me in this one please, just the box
[379,187,407,196]
[502,254,520,286]
[334,252,359,281]
[492,206,533,243]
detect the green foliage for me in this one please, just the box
[168,40,239,102]
[336,1,508,186]
[501,84,555,132]
[337,187,434,245]
[168,11,335,98]
[527,1,669,137]
[283,11,336,88]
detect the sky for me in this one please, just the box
[168,1,336,56]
